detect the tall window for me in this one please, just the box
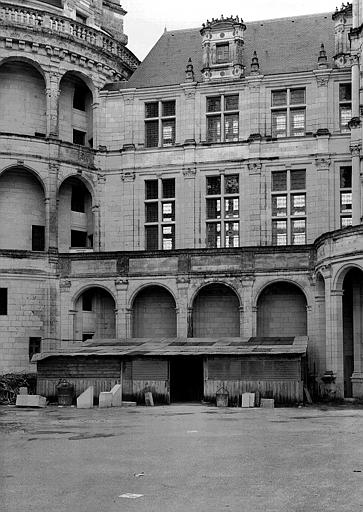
[145,178,175,250]
[339,84,351,133]
[29,337,41,361]
[271,170,306,245]
[32,225,45,251]
[145,100,176,148]
[206,95,239,143]
[271,88,306,138]
[216,43,230,63]
[340,166,352,227]
[0,288,8,315]
[206,174,239,248]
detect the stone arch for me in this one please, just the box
[0,58,47,136]
[191,282,240,337]
[58,175,94,251]
[73,285,116,341]
[0,166,46,250]
[0,164,47,195]
[334,262,363,291]
[132,284,177,338]
[189,280,241,310]
[256,280,308,337]
[253,278,309,308]
[58,71,94,147]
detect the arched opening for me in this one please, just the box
[58,177,93,252]
[132,286,177,337]
[0,60,46,136]
[342,268,363,397]
[192,283,240,337]
[257,282,307,337]
[59,73,93,147]
[74,287,116,341]
[0,168,45,250]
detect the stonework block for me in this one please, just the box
[16,395,46,407]
[110,384,122,407]
[99,391,113,408]
[77,386,94,409]
[260,399,274,409]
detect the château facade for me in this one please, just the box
[1,0,363,403]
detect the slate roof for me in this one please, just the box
[104,12,335,91]
[33,336,308,361]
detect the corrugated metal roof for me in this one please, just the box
[33,336,308,361]
[104,12,335,90]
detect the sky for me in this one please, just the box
[123,0,339,60]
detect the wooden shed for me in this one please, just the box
[34,337,307,405]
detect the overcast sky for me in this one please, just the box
[123,0,339,60]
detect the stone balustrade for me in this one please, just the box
[0,2,138,70]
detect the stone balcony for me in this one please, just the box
[0,1,139,73]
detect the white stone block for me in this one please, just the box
[19,387,28,395]
[110,384,122,407]
[241,393,250,408]
[260,398,274,409]
[99,391,113,408]
[77,386,94,409]
[248,393,255,407]
[16,395,46,408]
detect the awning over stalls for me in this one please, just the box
[33,336,308,361]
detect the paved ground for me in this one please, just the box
[1,403,363,512]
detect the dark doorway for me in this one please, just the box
[170,357,204,402]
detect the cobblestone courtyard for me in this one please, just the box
[1,404,363,512]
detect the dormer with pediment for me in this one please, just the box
[200,15,246,81]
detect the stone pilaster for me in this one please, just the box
[46,73,61,138]
[115,278,129,339]
[176,277,190,337]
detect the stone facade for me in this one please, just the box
[1,1,363,400]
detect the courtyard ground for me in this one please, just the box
[1,403,363,512]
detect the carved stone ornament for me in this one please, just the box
[60,280,72,291]
[350,143,361,157]
[318,264,332,279]
[182,168,197,178]
[348,117,361,129]
[248,162,262,174]
[49,162,60,173]
[115,278,129,288]
[176,276,190,284]
[316,75,329,87]
[315,156,331,171]
[121,171,135,181]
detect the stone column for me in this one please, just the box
[350,143,361,224]
[176,277,189,337]
[239,276,255,337]
[115,278,129,339]
[46,73,61,138]
[47,162,59,250]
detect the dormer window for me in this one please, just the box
[216,43,230,63]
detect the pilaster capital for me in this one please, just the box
[248,161,262,174]
[350,143,361,157]
[315,155,331,171]
[115,278,129,290]
[182,167,197,179]
[60,280,72,291]
[121,171,135,182]
[313,69,331,87]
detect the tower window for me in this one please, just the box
[71,185,85,213]
[0,288,8,315]
[73,129,86,146]
[216,43,230,63]
[340,166,352,227]
[73,85,86,111]
[32,225,45,251]
[339,84,351,133]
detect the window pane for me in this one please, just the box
[71,230,87,247]
[162,100,175,117]
[162,178,175,198]
[225,174,239,194]
[225,114,239,141]
[145,180,158,199]
[272,90,287,107]
[162,201,175,221]
[272,220,287,246]
[339,83,351,102]
[207,96,221,113]
[206,223,221,248]
[290,88,305,105]
[272,195,287,216]
[225,221,239,247]
[340,166,352,188]
[145,120,159,147]
[207,198,221,219]
[207,116,221,142]
[291,194,306,216]
[341,192,352,212]
[32,225,45,251]
[225,198,239,218]
[145,102,158,118]
[145,202,158,222]
[71,185,85,213]
[290,170,306,190]
[162,225,174,250]
[145,225,158,250]
[206,176,221,195]
[272,111,287,137]
[216,43,229,63]
[272,171,287,191]
[291,109,305,136]
[162,119,175,146]
[291,219,306,245]
[225,95,239,111]
[0,288,7,315]
[340,106,351,132]
[341,216,352,228]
